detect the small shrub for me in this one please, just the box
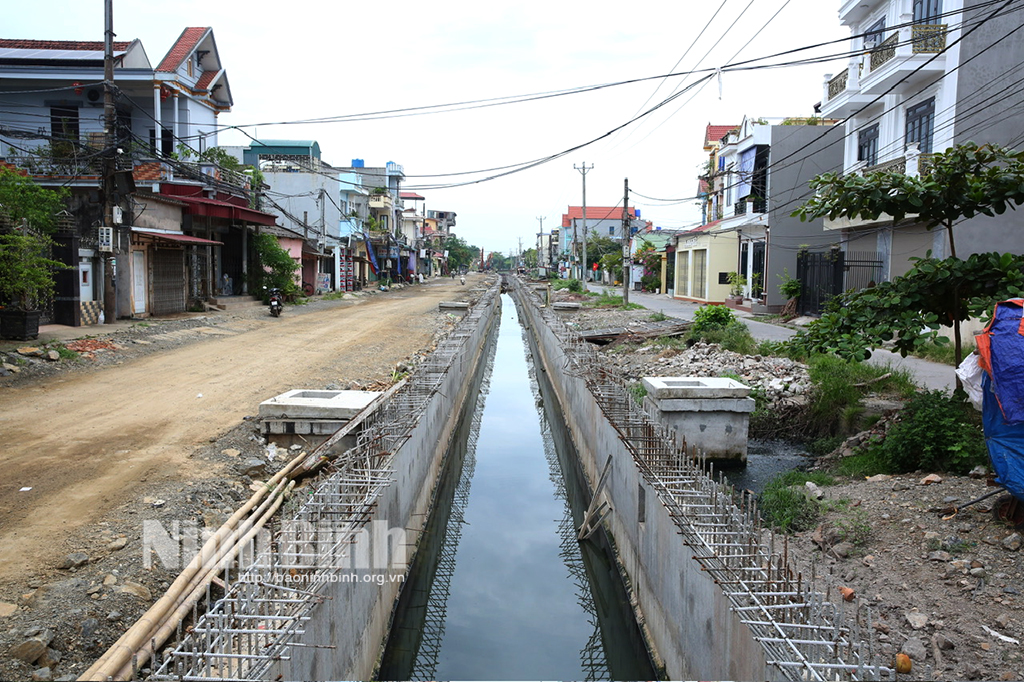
[690,321,757,354]
[552,278,583,293]
[869,391,987,474]
[47,342,79,361]
[759,470,835,533]
[628,382,648,405]
[649,310,668,322]
[690,304,734,332]
[830,507,872,546]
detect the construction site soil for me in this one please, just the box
[0,280,1021,681]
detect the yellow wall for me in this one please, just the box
[673,230,737,303]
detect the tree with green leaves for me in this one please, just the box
[445,235,478,272]
[791,142,1024,367]
[253,233,299,296]
[0,167,69,234]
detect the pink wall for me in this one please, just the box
[277,237,303,285]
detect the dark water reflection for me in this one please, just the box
[378,295,653,681]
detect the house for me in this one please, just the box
[817,0,1024,281]
[425,209,456,275]
[0,28,277,324]
[560,205,641,279]
[242,140,356,292]
[674,116,842,309]
[335,159,408,284]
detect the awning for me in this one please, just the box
[132,227,223,245]
[156,192,278,226]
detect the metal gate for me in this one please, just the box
[152,248,185,315]
[796,249,883,316]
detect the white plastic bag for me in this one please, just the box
[955,351,985,411]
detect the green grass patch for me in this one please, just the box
[584,290,644,309]
[551,278,583,293]
[759,470,835,533]
[910,337,976,366]
[628,382,648,405]
[649,310,668,322]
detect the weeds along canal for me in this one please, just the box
[378,294,654,681]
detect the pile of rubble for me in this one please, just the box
[603,340,811,406]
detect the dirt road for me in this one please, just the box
[0,277,477,586]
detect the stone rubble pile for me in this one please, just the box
[604,341,811,405]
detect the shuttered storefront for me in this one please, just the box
[151,248,186,315]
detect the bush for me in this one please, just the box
[759,470,835,532]
[252,233,299,295]
[689,321,757,355]
[553,278,583,293]
[804,355,917,437]
[868,391,987,474]
[690,304,734,332]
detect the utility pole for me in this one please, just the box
[574,161,593,281]
[622,177,630,305]
[536,216,545,269]
[102,0,116,323]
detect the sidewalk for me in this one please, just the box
[585,282,955,391]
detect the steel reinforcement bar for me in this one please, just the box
[144,284,500,682]
[513,278,896,682]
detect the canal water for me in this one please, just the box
[378,295,654,680]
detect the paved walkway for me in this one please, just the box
[586,283,956,391]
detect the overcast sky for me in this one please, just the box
[7,1,849,256]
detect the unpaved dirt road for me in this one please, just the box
[0,277,477,586]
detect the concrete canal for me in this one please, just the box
[378,295,654,680]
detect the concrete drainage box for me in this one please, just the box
[641,377,755,464]
[259,389,382,447]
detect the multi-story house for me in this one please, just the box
[675,116,843,309]
[559,205,641,279]
[425,209,456,275]
[818,0,1024,281]
[0,28,277,324]
[241,139,363,292]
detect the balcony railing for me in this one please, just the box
[862,156,906,175]
[912,24,947,53]
[369,193,394,210]
[870,33,899,71]
[827,70,849,100]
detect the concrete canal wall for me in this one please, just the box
[150,282,501,682]
[277,287,501,681]
[513,282,778,681]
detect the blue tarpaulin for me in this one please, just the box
[977,298,1024,424]
[983,373,1024,500]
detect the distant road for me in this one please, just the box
[586,283,955,391]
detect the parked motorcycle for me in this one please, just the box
[266,286,284,317]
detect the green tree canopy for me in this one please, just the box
[586,234,622,271]
[0,168,69,234]
[445,236,478,272]
[791,143,1024,368]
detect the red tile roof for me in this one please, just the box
[195,69,218,90]
[561,206,636,228]
[704,124,738,148]
[0,39,131,51]
[0,161,28,176]
[156,27,209,73]
[400,192,425,200]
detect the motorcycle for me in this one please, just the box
[266,286,284,317]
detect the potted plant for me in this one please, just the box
[0,230,68,340]
[727,271,747,302]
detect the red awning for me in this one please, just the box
[157,192,278,226]
[132,228,223,245]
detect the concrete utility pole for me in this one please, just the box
[536,216,545,269]
[102,0,116,323]
[622,177,630,305]
[574,161,593,281]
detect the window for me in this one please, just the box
[50,106,79,140]
[149,128,174,156]
[865,17,886,48]
[608,226,614,235]
[914,0,942,24]
[693,249,707,299]
[858,124,880,166]
[906,98,935,153]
